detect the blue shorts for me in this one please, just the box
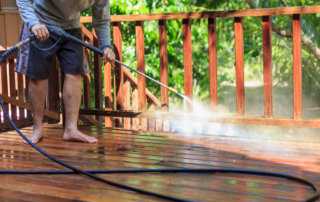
[16,24,90,80]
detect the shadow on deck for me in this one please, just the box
[0,124,319,202]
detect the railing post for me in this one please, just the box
[104,62,112,127]
[262,16,273,118]
[9,59,17,121]
[159,19,169,131]
[113,21,124,127]
[293,14,302,120]
[136,21,147,130]
[183,19,193,112]
[208,18,218,114]
[93,29,103,125]
[234,17,245,116]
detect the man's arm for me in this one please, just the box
[92,0,115,62]
[16,0,49,41]
[16,0,40,30]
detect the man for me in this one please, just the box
[16,0,115,144]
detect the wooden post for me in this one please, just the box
[25,76,32,118]
[293,14,302,120]
[17,72,24,119]
[104,62,112,127]
[0,0,2,12]
[183,19,193,112]
[1,60,8,122]
[124,76,131,129]
[234,17,245,116]
[208,18,218,114]
[93,29,103,125]
[136,21,147,130]
[159,19,169,131]
[83,42,92,109]
[262,16,273,118]
[9,59,17,121]
[132,86,139,130]
[113,21,124,127]
[47,55,60,124]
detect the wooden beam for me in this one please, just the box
[78,114,100,126]
[293,14,302,120]
[208,18,218,114]
[1,60,8,122]
[183,19,193,112]
[104,62,112,127]
[132,86,139,130]
[124,77,131,129]
[80,6,320,23]
[47,55,60,124]
[0,94,60,120]
[136,21,147,130]
[234,17,245,116]
[17,70,24,119]
[79,109,320,129]
[0,117,49,131]
[262,16,273,118]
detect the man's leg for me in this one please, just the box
[24,78,47,143]
[62,73,97,143]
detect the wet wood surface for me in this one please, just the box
[0,124,319,201]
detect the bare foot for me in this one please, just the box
[23,125,43,144]
[63,129,97,143]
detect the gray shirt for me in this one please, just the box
[16,0,112,50]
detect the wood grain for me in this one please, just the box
[47,55,60,124]
[292,14,302,120]
[262,16,273,118]
[234,17,245,116]
[8,59,16,121]
[104,62,112,127]
[1,60,8,122]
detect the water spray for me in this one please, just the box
[0,26,318,202]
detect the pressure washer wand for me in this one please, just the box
[43,25,178,94]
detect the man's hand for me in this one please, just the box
[31,24,50,41]
[101,48,115,64]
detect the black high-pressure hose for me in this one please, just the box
[0,29,318,202]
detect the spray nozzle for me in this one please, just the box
[168,87,178,94]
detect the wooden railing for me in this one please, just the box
[0,50,60,131]
[79,6,320,130]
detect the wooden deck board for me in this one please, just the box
[0,124,319,202]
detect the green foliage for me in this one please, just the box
[82,0,320,108]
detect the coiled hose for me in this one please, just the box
[0,40,319,202]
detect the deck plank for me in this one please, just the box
[0,124,319,202]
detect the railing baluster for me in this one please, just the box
[148,103,155,130]
[183,19,193,112]
[93,29,103,125]
[9,59,17,121]
[124,76,131,129]
[234,17,245,116]
[113,21,124,127]
[159,19,169,131]
[293,14,302,120]
[104,62,112,127]
[132,86,139,130]
[136,21,147,130]
[17,70,24,119]
[262,16,273,118]
[208,18,218,114]
[1,60,8,122]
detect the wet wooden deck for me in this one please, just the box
[0,124,319,201]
